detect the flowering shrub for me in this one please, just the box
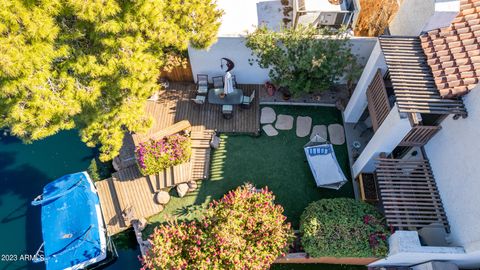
[141,184,294,270]
[135,133,191,175]
[300,198,389,258]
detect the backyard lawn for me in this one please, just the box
[147,105,354,230]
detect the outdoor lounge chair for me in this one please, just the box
[212,76,224,88]
[241,90,255,109]
[304,135,347,190]
[197,74,209,94]
[222,104,233,119]
[191,95,206,105]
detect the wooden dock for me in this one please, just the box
[95,83,260,235]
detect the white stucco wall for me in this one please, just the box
[188,36,376,84]
[425,84,480,253]
[370,231,480,269]
[344,39,387,123]
[188,37,270,84]
[389,0,459,36]
[351,104,412,177]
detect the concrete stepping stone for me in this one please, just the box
[328,124,345,145]
[310,125,327,142]
[260,107,276,124]
[262,124,278,136]
[296,116,312,137]
[275,115,294,130]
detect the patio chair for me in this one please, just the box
[197,74,209,94]
[191,95,206,105]
[241,90,255,109]
[212,76,224,88]
[222,105,233,119]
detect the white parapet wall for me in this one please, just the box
[344,39,386,123]
[389,0,460,36]
[351,104,412,177]
[188,37,270,85]
[188,36,376,85]
[369,231,466,268]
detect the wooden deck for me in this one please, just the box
[96,83,260,235]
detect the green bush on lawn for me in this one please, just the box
[300,198,390,258]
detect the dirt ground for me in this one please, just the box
[354,0,400,37]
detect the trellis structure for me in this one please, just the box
[376,157,450,232]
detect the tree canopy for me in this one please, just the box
[245,25,359,96]
[0,0,222,161]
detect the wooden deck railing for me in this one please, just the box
[399,125,441,147]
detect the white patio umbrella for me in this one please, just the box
[224,71,234,95]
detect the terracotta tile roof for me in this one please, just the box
[420,0,480,98]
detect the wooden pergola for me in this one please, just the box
[376,157,450,232]
[379,36,467,118]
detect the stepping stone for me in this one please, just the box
[260,107,276,124]
[275,115,294,130]
[176,183,189,198]
[310,125,328,142]
[155,191,170,205]
[262,124,278,136]
[328,124,345,145]
[296,116,312,137]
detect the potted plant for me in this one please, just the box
[278,86,292,100]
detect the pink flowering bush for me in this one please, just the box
[135,133,191,175]
[141,184,294,270]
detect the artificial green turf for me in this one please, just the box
[147,105,354,230]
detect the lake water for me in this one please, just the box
[0,130,140,270]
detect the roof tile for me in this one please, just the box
[421,0,480,98]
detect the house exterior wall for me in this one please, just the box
[389,0,459,36]
[344,39,387,123]
[188,37,376,84]
[424,84,480,253]
[351,104,412,177]
[188,37,270,84]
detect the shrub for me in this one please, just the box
[300,198,389,258]
[87,157,113,181]
[141,184,294,270]
[135,133,191,175]
[245,25,360,97]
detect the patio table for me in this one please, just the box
[208,88,243,105]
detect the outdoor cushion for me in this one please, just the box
[198,85,208,94]
[222,105,233,113]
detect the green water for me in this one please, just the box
[0,130,140,270]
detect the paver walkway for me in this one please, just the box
[310,125,328,142]
[275,114,294,130]
[328,124,345,145]
[296,116,312,137]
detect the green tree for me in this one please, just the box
[245,25,359,96]
[0,0,222,161]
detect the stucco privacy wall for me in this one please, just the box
[188,37,376,84]
[425,83,480,253]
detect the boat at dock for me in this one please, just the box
[31,172,117,270]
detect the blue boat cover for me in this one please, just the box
[34,172,106,270]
